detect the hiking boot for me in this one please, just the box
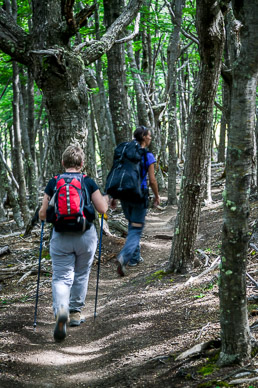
[54,306,68,341]
[69,311,86,327]
[128,257,144,267]
[117,256,126,277]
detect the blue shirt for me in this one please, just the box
[141,152,156,189]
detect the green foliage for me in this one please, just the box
[196,354,231,387]
[197,381,230,388]
[146,269,172,284]
[193,293,205,299]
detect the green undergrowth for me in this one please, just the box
[192,280,218,299]
[36,249,51,260]
[195,353,231,387]
[145,269,173,284]
[197,381,231,387]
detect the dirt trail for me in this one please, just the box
[0,198,257,388]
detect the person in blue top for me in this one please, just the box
[111,126,160,276]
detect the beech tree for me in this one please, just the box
[168,0,227,272]
[104,0,131,144]
[218,0,258,365]
[0,0,144,173]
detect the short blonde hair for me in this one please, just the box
[62,145,84,169]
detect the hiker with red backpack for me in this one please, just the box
[106,126,160,276]
[39,145,108,341]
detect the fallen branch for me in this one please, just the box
[153,234,172,240]
[185,256,221,285]
[175,339,221,361]
[196,249,210,266]
[196,322,210,340]
[108,219,128,235]
[0,246,10,256]
[0,231,23,240]
[246,272,258,289]
[250,242,258,252]
[0,258,51,282]
[229,376,258,385]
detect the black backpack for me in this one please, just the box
[46,174,95,232]
[105,140,147,202]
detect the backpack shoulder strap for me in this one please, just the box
[81,174,90,204]
[141,149,149,179]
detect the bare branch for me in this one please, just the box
[0,78,11,101]
[62,0,96,36]
[0,149,19,190]
[115,13,140,44]
[75,4,96,29]
[164,0,199,45]
[0,8,31,66]
[82,0,144,66]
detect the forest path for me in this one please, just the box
[0,198,257,387]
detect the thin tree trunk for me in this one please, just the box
[19,74,38,209]
[12,62,30,226]
[127,41,151,128]
[255,106,258,190]
[104,0,130,144]
[167,0,184,205]
[10,0,30,225]
[168,0,226,273]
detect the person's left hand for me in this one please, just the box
[110,198,117,210]
[154,195,160,207]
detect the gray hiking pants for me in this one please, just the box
[50,225,98,317]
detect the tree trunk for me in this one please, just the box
[0,0,143,174]
[104,0,131,144]
[12,62,30,225]
[218,0,258,366]
[127,41,151,128]
[178,67,189,162]
[168,0,226,273]
[19,71,38,209]
[167,0,185,206]
[255,106,258,190]
[0,148,23,228]
[218,81,229,163]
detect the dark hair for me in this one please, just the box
[133,126,150,143]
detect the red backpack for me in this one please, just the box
[46,173,95,232]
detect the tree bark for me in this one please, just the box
[104,0,130,144]
[12,62,30,226]
[19,70,38,209]
[166,0,185,206]
[168,0,226,273]
[127,41,151,128]
[0,0,143,173]
[219,0,258,366]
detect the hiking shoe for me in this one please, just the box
[54,306,68,341]
[128,257,144,267]
[69,311,86,327]
[128,261,137,267]
[117,256,126,277]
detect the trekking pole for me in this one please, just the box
[33,220,45,331]
[94,214,104,320]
